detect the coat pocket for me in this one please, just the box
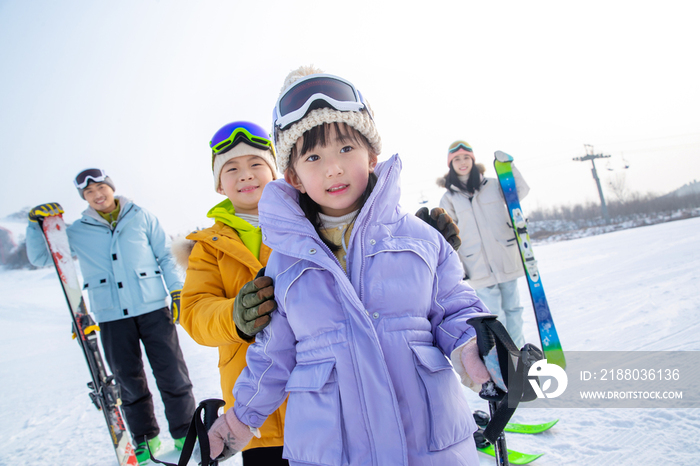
[83,275,113,312]
[496,238,521,274]
[135,268,167,303]
[411,344,474,451]
[284,359,345,466]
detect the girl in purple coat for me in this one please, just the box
[208,66,493,466]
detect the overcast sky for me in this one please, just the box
[1,1,698,234]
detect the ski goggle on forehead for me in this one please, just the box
[210,121,274,159]
[74,168,108,189]
[272,74,372,132]
[449,143,473,154]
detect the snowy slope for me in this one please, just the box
[1,218,699,465]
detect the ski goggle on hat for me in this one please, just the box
[448,141,473,154]
[210,121,274,158]
[272,74,373,132]
[74,168,109,189]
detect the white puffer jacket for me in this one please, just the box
[439,164,529,290]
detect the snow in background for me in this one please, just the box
[1,218,700,465]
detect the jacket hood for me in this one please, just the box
[207,198,256,232]
[258,154,406,255]
[171,235,195,270]
[207,198,263,259]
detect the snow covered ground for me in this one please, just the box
[1,217,699,465]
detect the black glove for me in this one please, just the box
[28,203,64,222]
[170,290,181,324]
[416,207,461,251]
[233,268,277,340]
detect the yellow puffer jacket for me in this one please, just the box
[180,221,286,450]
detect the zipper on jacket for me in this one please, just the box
[461,187,496,276]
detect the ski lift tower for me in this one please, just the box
[573,144,611,224]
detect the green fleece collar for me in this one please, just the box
[96,200,121,229]
[207,199,262,259]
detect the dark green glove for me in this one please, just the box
[416,207,462,251]
[233,269,276,341]
[170,289,181,324]
[28,203,64,222]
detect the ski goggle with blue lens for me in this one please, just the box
[272,74,372,133]
[210,121,274,160]
[448,143,473,154]
[74,168,108,189]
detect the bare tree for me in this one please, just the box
[607,172,629,203]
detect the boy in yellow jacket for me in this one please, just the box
[176,121,287,465]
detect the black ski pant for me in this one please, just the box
[243,446,289,466]
[101,307,196,442]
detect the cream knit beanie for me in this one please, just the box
[212,143,278,192]
[274,66,382,173]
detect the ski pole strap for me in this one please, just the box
[467,315,544,444]
[148,398,225,466]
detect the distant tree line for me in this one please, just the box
[525,191,700,241]
[529,191,700,222]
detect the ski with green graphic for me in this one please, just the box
[474,410,558,434]
[474,427,544,464]
[493,151,566,369]
[477,444,544,465]
[505,420,558,434]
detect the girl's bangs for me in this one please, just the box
[291,123,372,168]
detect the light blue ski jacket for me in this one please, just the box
[26,197,183,323]
[234,155,489,465]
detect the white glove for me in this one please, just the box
[208,408,261,460]
[451,337,491,392]
[494,150,513,163]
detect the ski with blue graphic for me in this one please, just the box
[493,151,566,369]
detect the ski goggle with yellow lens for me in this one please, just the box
[272,74,372,134]
[210,121,274,159]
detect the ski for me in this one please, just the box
[493,151,566,369]
[477,445,544,465]
[474,410,558,434]
[475,427,544,464]
[505,420,558,434]
[38,214,138,466]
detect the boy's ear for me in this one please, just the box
[284,170,306,193]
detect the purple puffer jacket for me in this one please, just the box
[234,154,490,466]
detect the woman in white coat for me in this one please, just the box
[438,141,530,348]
